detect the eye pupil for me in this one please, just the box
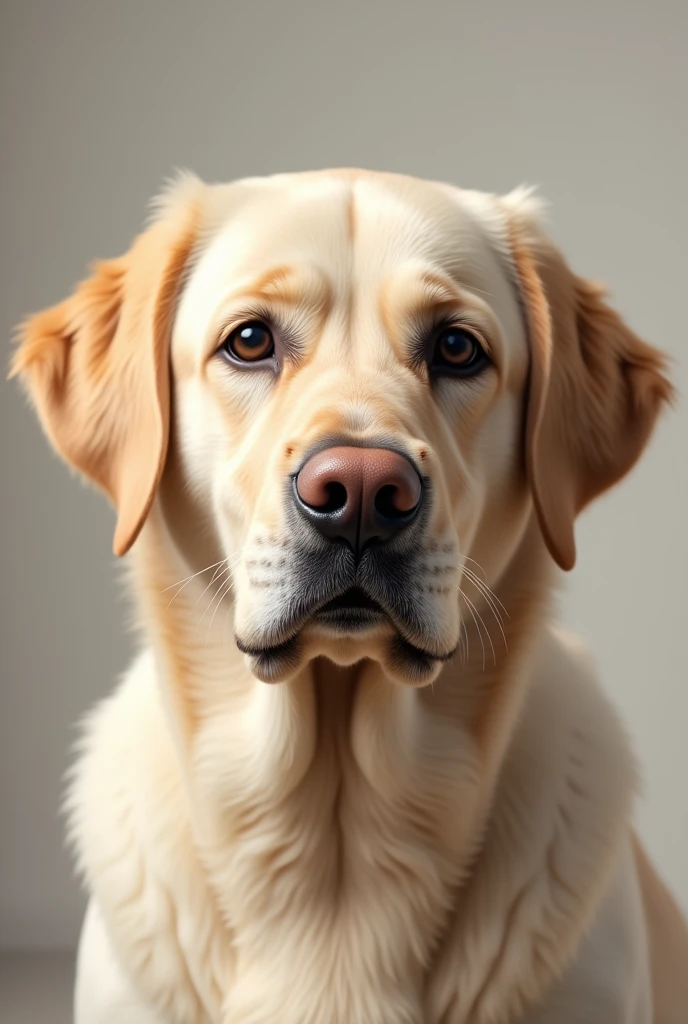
[240,326,262,345]
[432,327,487,375]
[224,321,274,362]
[441,331,472,361]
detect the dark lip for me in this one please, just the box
[312,587,387,632]
[315,587,385,615]
[236,584,459,663]
[236,628,459,667]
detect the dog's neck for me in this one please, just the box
[130,507,554,1015]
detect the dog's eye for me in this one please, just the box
[222,321,274,362]
[430,327,489,376]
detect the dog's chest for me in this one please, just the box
[191,676,482,1024]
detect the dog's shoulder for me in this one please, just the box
[67,650,230,1023]
[534,621,603,694]
[522,835,652,1023]
[532,622,637,783]
[426,622,644,1022]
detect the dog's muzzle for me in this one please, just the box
[234,442,459,684]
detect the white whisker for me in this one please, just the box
[460,618,469,665]
[463,568,508,652]
[198,560,245,632]
[205,571,239,640]
[163,557,228,607]
[459,589,485,670]
[460,588,496,669]
[165,548,245,611]
[194,559,236,610]
[461,557,509,617]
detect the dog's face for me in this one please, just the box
[12,170,673,685]
[170,173,531,683]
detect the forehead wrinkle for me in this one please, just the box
[338,184,357,358]
[346,186,357,246]
[243,263,332,314]
[414,269,465,308]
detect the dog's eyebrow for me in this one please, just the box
[402,270,464,311]
[379,268,468,344]
[239,264,331,313]
[379,267,499,362]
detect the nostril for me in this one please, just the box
[317,481,348,513]
[294,446,422,547]
[294,467,350,513]
[374,483,421,520]
[375,484,406,519]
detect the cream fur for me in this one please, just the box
[12,170,686,1023]
[70,597,641,1023]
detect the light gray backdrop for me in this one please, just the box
[1,0,686,951]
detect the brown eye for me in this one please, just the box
[431,327,489,376]
[223,321,274,362]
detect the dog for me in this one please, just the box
[11,169,688,1023]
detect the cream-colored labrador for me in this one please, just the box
[12,169,688,1023]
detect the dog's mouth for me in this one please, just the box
[235,575,459,686]
[234,533,460,684]
[313,587,386,628]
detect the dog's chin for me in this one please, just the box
[237,619,455,687]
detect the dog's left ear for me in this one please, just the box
[503,196,675,571]
[9,196,200,556]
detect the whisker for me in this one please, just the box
[460,618,469,666]
[463,568,509,652]
[459,588,486,671]
[194,559,235,609]
[460,588,496,669]
[461,554,486,575]
[198,562,243,631]
[205,571,239,641]
[461,557,509,617]
[163,557,228,607]
[166,548,246,611]
[163,546,245,601]
[472,598,497,668]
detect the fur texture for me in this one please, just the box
[11,169,686,1023]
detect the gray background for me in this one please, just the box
[1,0,686,955]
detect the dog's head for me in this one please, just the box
[11,170,673,685]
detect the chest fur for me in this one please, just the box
[72,633,637,1024]
[189,669,484,1023]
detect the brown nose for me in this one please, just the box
[294,446,423,552]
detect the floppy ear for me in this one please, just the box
[9,200,200,556]
[504,201,674,571]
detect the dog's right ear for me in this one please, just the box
[9,190,201,556]
[502,193,674,571]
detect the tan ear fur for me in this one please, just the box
[507,215,674,570]
[9,202,200,556]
